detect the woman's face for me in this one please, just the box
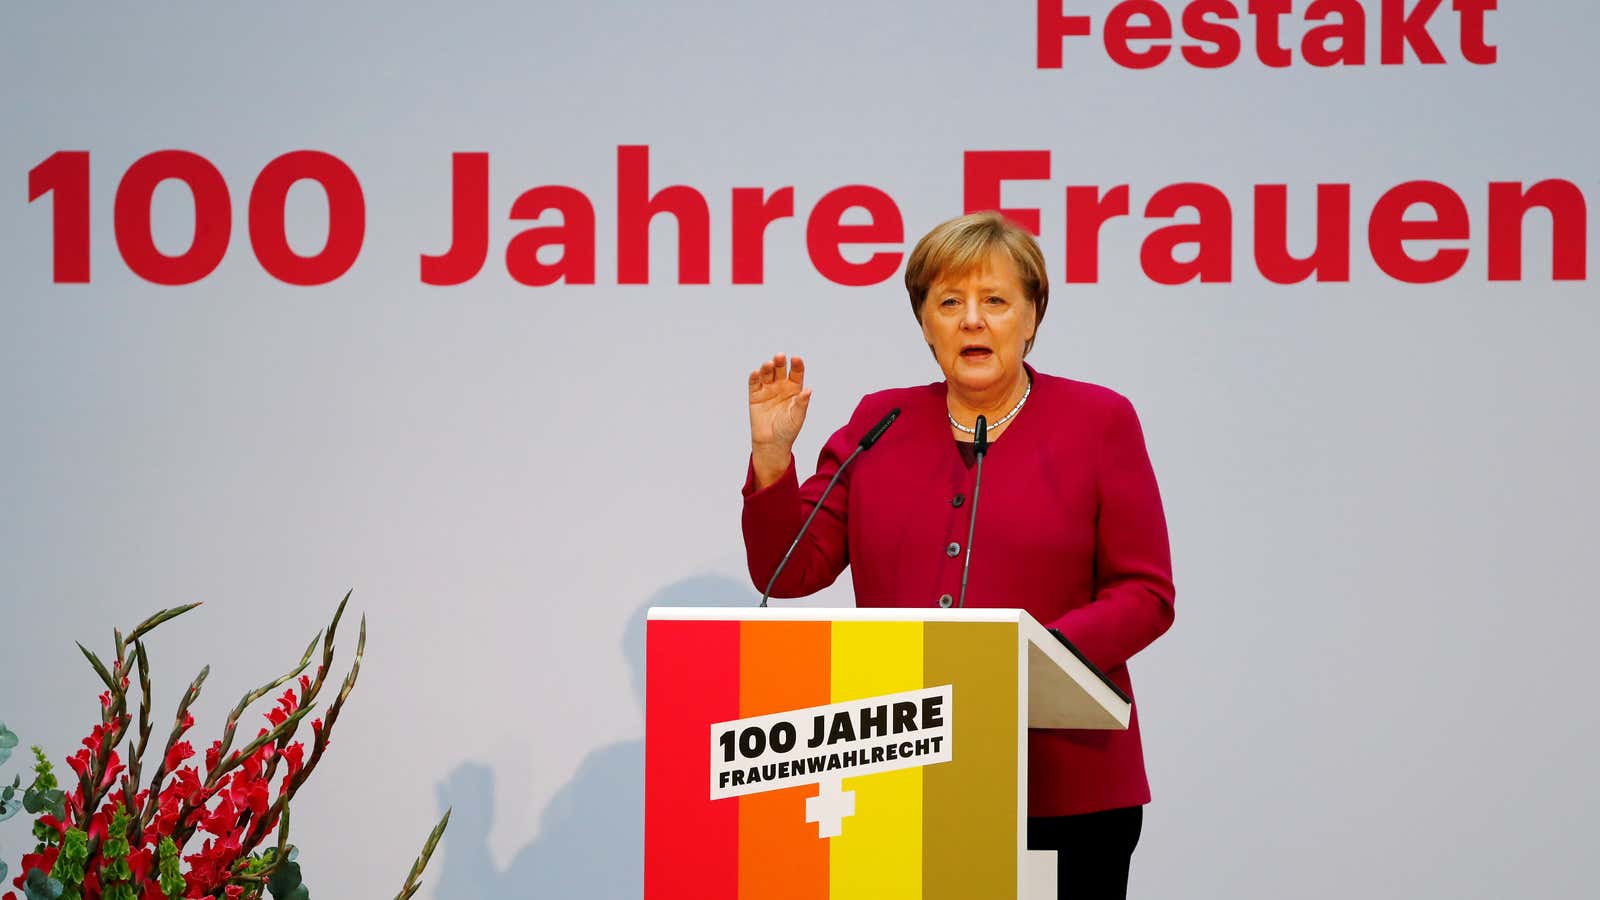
[920,249,1037,395]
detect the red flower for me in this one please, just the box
[205,740,222,773]
[82,723,112,754]
[165,740,195,771]
[167,765,202,803]
[99,750,126,789]
[225,757,270,821]
[154,789,183,835]
[236,749,261,782]
[265,682,300,723]
[11,847,59,891]
[183,834,242,896]
[128,848,154,883]
[280,742,305,785]
[199,792,239,836]
[242,778,268,819]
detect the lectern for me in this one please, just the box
[644,607,1131,900]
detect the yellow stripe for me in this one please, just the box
[829,621,924,900]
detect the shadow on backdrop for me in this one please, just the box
[434,574,752,900]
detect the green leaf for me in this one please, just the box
[1,857,9,882]
[1,776,21,821]
[266,859,303,900]
[0,721,18,764]
[24,868,64,900]
[24,786,66,816]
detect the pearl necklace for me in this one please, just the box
[948,378,1031,435]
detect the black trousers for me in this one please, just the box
[1026,805,1144,900]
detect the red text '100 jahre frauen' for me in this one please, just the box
[26,145,1585,287]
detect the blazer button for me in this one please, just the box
[951,493,965,508]
[946,541,961,557]
[937,594,953,608]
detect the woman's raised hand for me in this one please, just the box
[748,353,810,488]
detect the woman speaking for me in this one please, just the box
[741,211,1176,899]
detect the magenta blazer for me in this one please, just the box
[741,364,1176,817]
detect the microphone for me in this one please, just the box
[859,407,899,449]
[956,415,988,609]
[760,407,901,607]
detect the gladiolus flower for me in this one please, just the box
[170,765,202,800]
[129,848,153,882]
[165,741,194,771]
[200,794,239,836]
[100,751,127,789]
[281,742,305,784]
[66,748,92,777]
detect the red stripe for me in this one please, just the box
[645,618,741,899]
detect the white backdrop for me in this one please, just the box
[3,3,1597,898]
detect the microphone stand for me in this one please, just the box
[759,408,901,607]
[957,415,988,609]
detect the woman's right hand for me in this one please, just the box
[748,353,810,489]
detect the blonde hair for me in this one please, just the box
[903,211,1050,354]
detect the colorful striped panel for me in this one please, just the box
[645,617,1021,899]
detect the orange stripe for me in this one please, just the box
[738,620,832,899]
